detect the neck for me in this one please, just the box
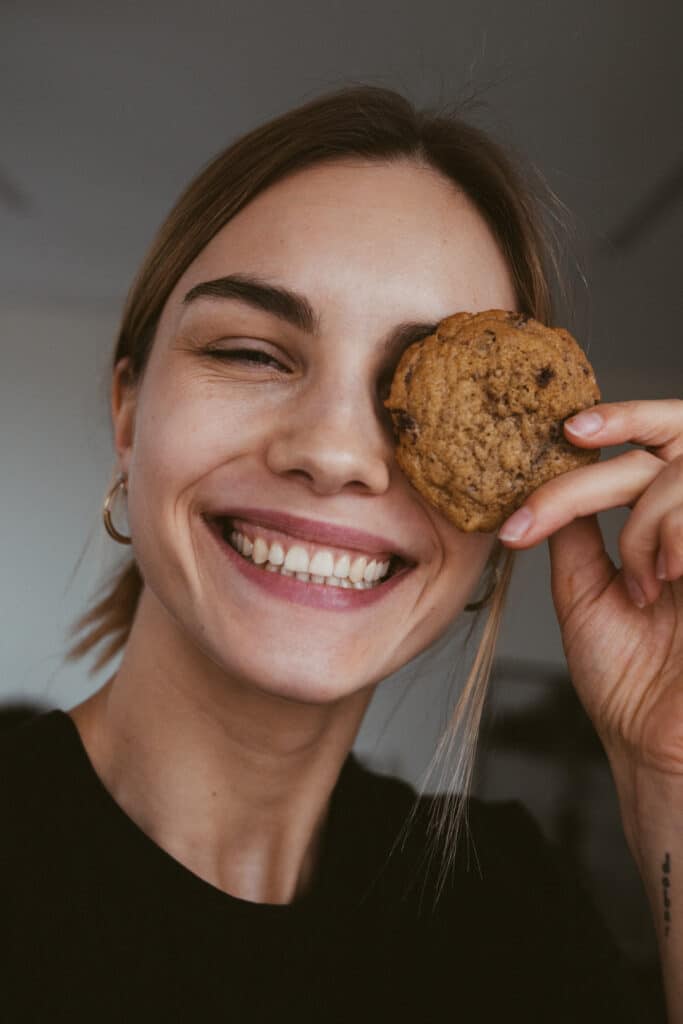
[68,586,376,905]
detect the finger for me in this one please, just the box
[564,398,683,461]
[547,513,617,628]
[498,448,665,547]
[618,454,683,605]
[658,504,683,582]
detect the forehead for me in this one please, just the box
[169,158,518,325]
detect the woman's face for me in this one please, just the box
[114,159,518,704]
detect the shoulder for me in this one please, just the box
[344,750,560,918]
[345,753,609,934]
[0,708,83,847]
[347,758,647,1018]
[346,750,544,865]
[0,705,74,772]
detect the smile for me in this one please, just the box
[221,519,398,589]
[203,514,415,610]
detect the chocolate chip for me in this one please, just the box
[536,365,555,388]
[392,409,420,442]
[404,364,414,386]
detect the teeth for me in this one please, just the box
[223,523,398,590]
[333,554,351,579]
[283,545,310,573]
[309,550,334,576]
[267,542,285,566]
[348,556,368,583]
[252,537,269,564]
[364,559,378,582]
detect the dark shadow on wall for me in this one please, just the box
[474,657,666,1021]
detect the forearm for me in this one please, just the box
[608,755,683,1021]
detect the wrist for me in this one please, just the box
[605,754,683,1019]
[605,751,683,868]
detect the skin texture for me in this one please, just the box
[68,159,517,905]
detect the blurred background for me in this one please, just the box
[2,0,681,1014]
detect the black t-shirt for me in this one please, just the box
[0,710,650,1022]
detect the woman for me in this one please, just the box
[2,85,680,1021]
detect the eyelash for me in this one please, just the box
[207,347,290,372]
[205,347,393,401]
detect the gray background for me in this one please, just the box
[1,0,681,983]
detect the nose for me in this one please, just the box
[265,379,394,496]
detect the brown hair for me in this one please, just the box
[66,84,563,896]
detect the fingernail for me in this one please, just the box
[656,549,668,581]
[565,411,604,437]
[498,506,534,542]
[624,574,647,609]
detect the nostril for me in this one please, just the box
[285,468,316,486]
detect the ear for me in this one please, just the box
[111,357,138,475]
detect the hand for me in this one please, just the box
[497,399,683,775]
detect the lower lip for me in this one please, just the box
[203,518,414,611]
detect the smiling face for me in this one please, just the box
[113,158,518,706]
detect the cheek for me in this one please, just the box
[129,383,271,495]
[432,528,497,605]
[124,379,284,587]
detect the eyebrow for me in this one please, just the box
[182,273,438,362]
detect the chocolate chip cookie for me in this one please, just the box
[383,310,601,532]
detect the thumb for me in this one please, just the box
[547,513,617,624]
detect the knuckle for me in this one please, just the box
[619,518,651,565]
[625,448,660,472]
[661,508,683,548]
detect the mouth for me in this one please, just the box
[204,513,414,590]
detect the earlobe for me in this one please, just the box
[111,357,137,471]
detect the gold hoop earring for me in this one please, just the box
[102,473,132,545]
[464,566,501,612]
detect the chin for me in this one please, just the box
[202,642,373,707]
[241,669,369,708]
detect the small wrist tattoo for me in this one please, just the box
[661,852,672,938]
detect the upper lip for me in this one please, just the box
[205,507,416,564]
